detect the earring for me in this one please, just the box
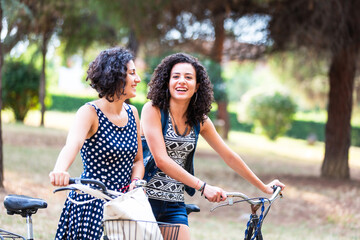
[193,92,198,105]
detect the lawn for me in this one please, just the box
[1,112,360,240]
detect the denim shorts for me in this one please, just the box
[148,198,188,226]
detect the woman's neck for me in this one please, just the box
[97,98,125,115]
[169,100,188,119]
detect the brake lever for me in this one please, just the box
[53,186,78,193]
[210,198,234,212]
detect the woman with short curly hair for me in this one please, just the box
[141,52,285,239]
[50,47,144,239]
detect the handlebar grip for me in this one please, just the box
[68,178,107,193]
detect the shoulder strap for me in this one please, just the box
[160,108,169,135]
[160,108,201,135]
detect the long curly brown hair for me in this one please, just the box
[147,53,214,127]
[86,47,134,102]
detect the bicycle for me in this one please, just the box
[0,178,198,240]
[1,179,281,240]
[211,186,283,240]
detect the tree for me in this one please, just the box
[0,0,4,188]
[0,0,36,188]
[2,60,41,121]
[267,0,360,179]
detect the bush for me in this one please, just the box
[240,88,297,140]
[2,60,41,121]
[48,94,145,114]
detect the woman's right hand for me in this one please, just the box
[49,171,71,186]
[202,184,227,203]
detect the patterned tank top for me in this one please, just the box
[146,116,196,202]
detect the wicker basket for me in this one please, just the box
[103,219,180,240]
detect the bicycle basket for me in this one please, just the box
[0,229,26,240]
[103,219,180,240]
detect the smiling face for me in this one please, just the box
[123,60,141,100]
[169,63,199,102]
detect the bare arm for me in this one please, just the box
[129,105,145,190]
[49,104,97,186]
[200,117,285,194]
[141,102,225,202]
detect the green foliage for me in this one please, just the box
[202,59,227,102]
[222,61,257,102]
[241,88,297,140]
[48,94,145,114]
[48,94,97,112]
[2,60,41,122]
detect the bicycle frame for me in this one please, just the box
[211,186,282,240]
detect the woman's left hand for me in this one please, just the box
[263,179,285,194]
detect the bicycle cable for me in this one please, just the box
[245,198,265,240]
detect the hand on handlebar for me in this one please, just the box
[264,179,285,194]
[203,184,227,203]
[49,171,71,187]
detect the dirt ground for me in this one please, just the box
[2,127,360,239]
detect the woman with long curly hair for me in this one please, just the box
[141,52,285,240]
[49,47,144,239]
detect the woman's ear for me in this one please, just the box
[195,83,200,92]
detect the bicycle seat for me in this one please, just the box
[185,204,200,215]
[4,195,47,217]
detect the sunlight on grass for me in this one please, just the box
[3,109,76,131]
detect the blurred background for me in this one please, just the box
[0,0,359,239]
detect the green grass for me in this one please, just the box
[1,111,360,240]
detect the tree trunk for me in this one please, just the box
[211,12,230,139]
[40,33,48,126]
[125,29,139,105]
[321,45,358,179]
[0,3,4,188]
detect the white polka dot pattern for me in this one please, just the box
[55,103,138,239]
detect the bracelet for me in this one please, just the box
[198,182,206,192]
[195,179,200,190]
[201,182,206,196]
[131,177,140,183]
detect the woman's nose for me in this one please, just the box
[135,74,141,83]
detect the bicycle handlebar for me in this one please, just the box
[53,178,147,194]
[226,185,282,205]
[211,186,282,212]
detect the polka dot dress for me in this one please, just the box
[55,103,138,239]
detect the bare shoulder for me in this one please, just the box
[141,101,160,116]
[76,103,97,119]
[200,116,215,133]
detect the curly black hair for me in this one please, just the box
[147,53,214,127]
[86,47,134,102]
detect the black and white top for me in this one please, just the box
[146,116,196,202]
